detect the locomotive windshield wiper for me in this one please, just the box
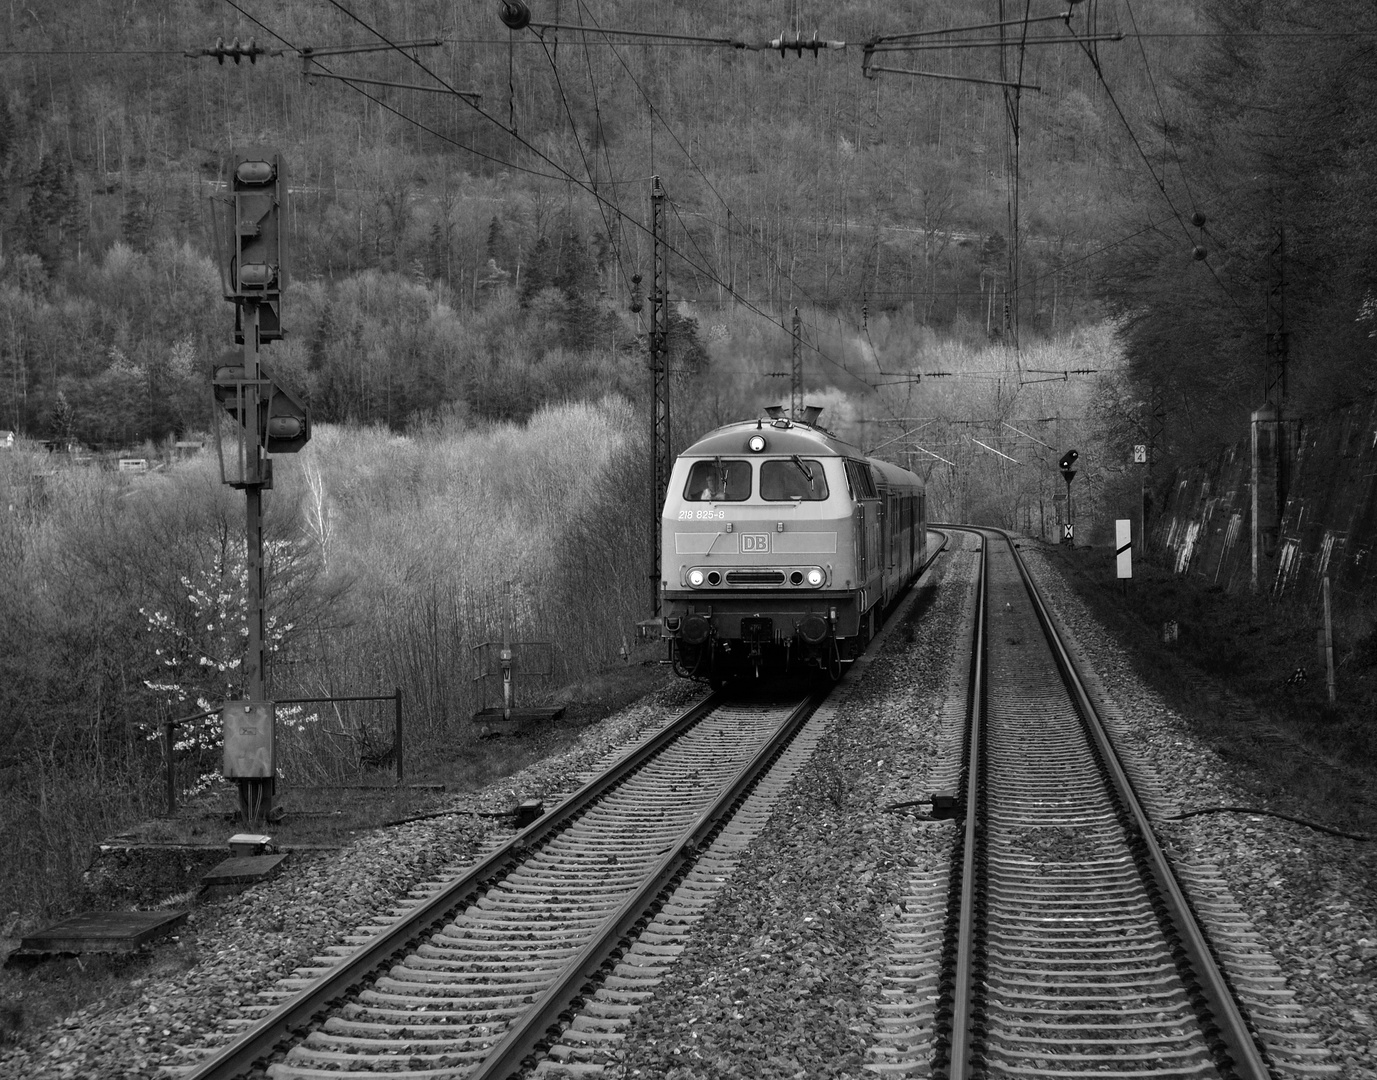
[791,455,814,482]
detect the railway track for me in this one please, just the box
[176,690,828,1079]
[922,528,1323,1079]
[167,526,1332,1079]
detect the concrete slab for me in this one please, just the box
[9,909,187,963]
[202,852,289,887]
[473,706,565,736]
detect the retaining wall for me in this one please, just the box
[1153,398,1377,602]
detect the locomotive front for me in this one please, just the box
[659,416,868,681]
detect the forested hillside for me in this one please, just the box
[0,0,1371,488]
[0,0,1206,450]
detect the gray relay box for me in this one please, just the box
[222,701,275,778]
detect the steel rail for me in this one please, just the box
[467,689,825,1080]
[1004,530,1273,1080]
[180,691,728,1080]
[946,530,986,1080]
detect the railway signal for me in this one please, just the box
[1059,449,1078,545]
[209,149,310,827]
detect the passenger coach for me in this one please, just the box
[659,407,926,683]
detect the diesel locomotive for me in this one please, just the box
[659,407,927,682]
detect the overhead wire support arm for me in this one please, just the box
[297,37,481,98]
[512,21,740,47]
[298,37,445,58]
[911,444,958,467]
[872,370,955,383]
[865,422,940,456]
[971,437,1023,465]
[874,11,1075,44]
[866,34,1123,53]
[860,6,1122,88]
[862,62,1041,90]
[301,70,482,99]
[1000,421,1057,451]
[1020,366,1098,384]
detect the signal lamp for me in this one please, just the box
[267,416,304,440]
[235,160,275,185]
[238,263,275,289]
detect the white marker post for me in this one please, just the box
[1116,519,1132,592]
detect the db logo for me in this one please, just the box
[741,533,770,553]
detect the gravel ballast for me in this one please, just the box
[2,533,1375,1079]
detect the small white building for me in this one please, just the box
[0,430,14,449]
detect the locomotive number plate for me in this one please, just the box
[741,533,771,553]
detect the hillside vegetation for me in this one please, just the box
[0,399,647,916]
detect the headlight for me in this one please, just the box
[688,569,705,587]
[807,568,824,586]
[748,434,766,452]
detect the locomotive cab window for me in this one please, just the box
[760,458,829,501]
[684,458,751,501]
[844,459,878,500]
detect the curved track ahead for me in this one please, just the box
[938,528,1279,1080]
